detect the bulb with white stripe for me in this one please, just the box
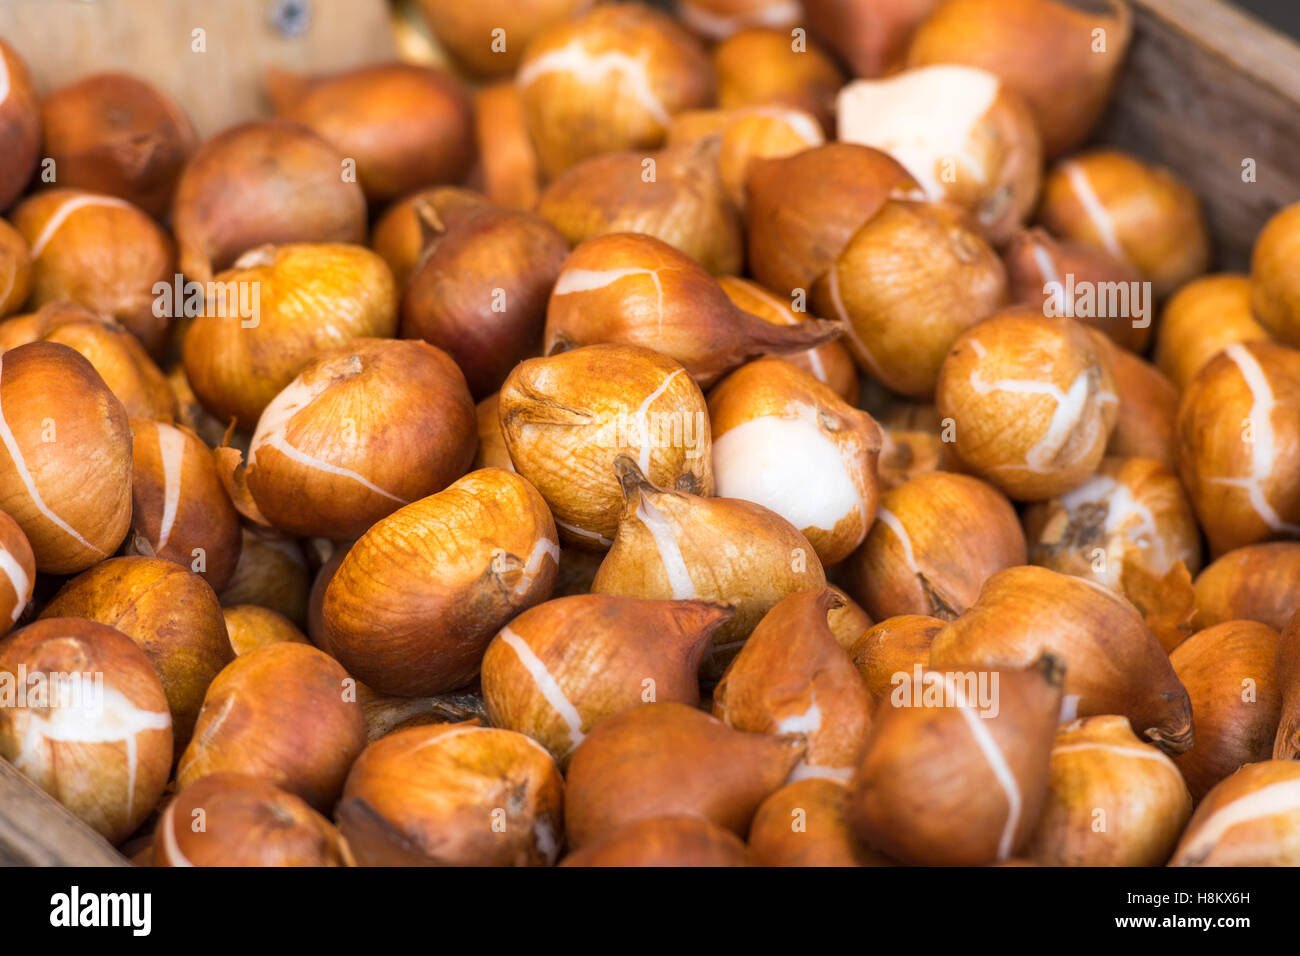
[0,509,33,634]
[1171,760,1300,866]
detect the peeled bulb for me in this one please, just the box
[1156,274,1269,391]
[537,140,743,276]
[714,589,873,779]
[1169,620,1282,799]
[171,120,367,282]
[481,594,733,762]
[546,234,842,388]
[848,654,1064,865]
[320,468,558,695]
[499,343,712,548]
[1171,761,1300,866]
[709,358,882,565]
[849,614,944,705]
[564,701,804,848]
[935,310,1119,501]
[1275,613,1300,759]
[930,565,1194,753]
[845,471,1026,622]
[813,200,1008,398]
[1176,342,1300,556]
[748,778,884,866]
[591,458,826,673]
[907,0,1133,158]
[1028,715,1192,866]
[837,66,1041,242]
[0,39,39,211]
[337,723,564,866]
[516,3,714,178]
[561,815,750,866]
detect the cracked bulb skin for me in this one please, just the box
[1171,761,1300,866]
[709,358,882,566]
[935,309,1119,501]
[0,511,34,634]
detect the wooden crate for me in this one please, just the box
[1,0,1299,865]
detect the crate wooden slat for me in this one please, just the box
[0,759,129,866]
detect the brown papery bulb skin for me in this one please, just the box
[1171,761,1300,866]
[219,526,310,628]
[499,343,713,547]
[0,39,39,211]
[907,0,1133,159]
[171,120,367,282]
[368,185,489,288]
[1092,334,1180,468]
[474,393,514,473]
[1028,715,1192,866]
[826,585,873,651]
[418,0,591,77]
[337,723,564,866]
[482,594,731,763]
[266,63,473,205]
[472,83,542,210]
[177,642,365,811]
[837,67,1041,244]
[0,219,32,318]
[181,243,398,429]
[813,200,1008,398]
[1168,620,1281,799]
[39,72,197,218]
[1275,612,1300,759]
[1176,342,1300,557]
[935,310,1119,501]
[714,588,873,777]
[748,778,886,866]
[591,460,826,671]
[1023,456,1202,603]
[0,342,133,573]
[849,615,944,705]
[803,0,940,79]
[41,556,234,750]
[561,815,750,866]
[1251,202,1300,346]
[232,339,476,540]
[745,143,918,299]
[709,358,882,565]
[845,471,1026,622]
[538,140,742,277]
[1038,149,1210,298]
[930,565,1194,754]
[0,301,177,421]
[400,206,569,399]
[0,618,172,844]
[156,772,348,867]
[849,654,1064,865]
[167,364,227,449]
[128,419,241,591]
[320,468,558,696]
[1156,274,1269,391]
[564,701,805,849]
[516,3,714,179]
[547,234,843,389]
[712,27,844,131]
[0,510,34,634]
[1004,227,1148,353]
[11,189,176,356]
[222,604,307,657]
[1192,544,1300,633]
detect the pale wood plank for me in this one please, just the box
[0,759,130,866]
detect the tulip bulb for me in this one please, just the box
[320,468,559,696]
[1028,715,1192,866]
[749,778,885,866]
[1171,761,1300,866]
[1275,612,1300,759]
[482,594,733,761]
[499,344,712,548]
[369,185,489,287]
[1250,202,1300,347]
[0,618,172,843]
[416,0,592,76]
[680,2,801,40]
[155,773,349,867]
[1090,334,1179,468]
[1156,274,1269,391]
[564,701,804,848]
[0,39,39,211]
[714,589,873,779]
[0,219,32,318]
[222,604,308,657]
[0,510,33,635]
[474,393,514,473]
[935,310,1119,501]
[561,815,750,866]
[848,654,1065,865]
[849,615,944,705]
[338,723,564,866]
[472,83,542,209]
[1192,543,1300,633]
[845,471,1026,622]
[546,235,842,389]
[591,459,826,671]
[930,565,1194,753]
[219,526,310,628]
[172,120,368,283]
[803,0,939,79]
[711,26,843,131]
[709,358,881,565]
